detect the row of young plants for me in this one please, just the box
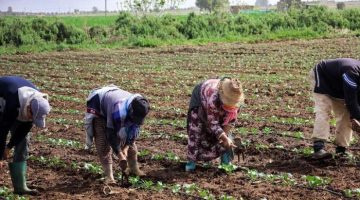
[238,113,312,126]
[246,168,360,198]
[121,175,239,200]
[27,155,237,200]
[34,133,184,163]
[35,134,82,149]
[48,118,83,127]
[33,126,359,165]
[27,131,360,199]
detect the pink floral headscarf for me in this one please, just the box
[222,104,238,126]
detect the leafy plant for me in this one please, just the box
[83,163,103,175]
[198,189,215,200]
[142,180,154,189]
[165,152,180,162]
[138,149,151,157]
[344,188,360,198]
[151,153,165,160]
[171,184,181,193]
[129,176,142,187]
[263,127,272,135]
[219,194,237,200]
[0,186,28,200]
[255,144,269,150]
[183,183,198,194]
[303,175,331,187]
[154,181,166,191]
[218,163,238,174]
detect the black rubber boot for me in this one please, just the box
[335,146,346,156]
[312,141,332,159]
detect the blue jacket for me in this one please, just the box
[86,88,141,155]
[0,76,38,160]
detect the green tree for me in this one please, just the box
[196,0,211,11]
[255,0,268,7]
[164,0,186,9]
[337,2,345,10]
[277,0,304,11]
[213,0,229,12]
[196,0,229,12]
[125,0,165,12]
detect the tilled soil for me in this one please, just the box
[1,37,360,200]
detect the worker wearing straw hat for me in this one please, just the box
[185,77,245,172]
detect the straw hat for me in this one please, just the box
[218,78,244,107]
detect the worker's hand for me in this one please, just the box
[351,119,360,133]
[223,125,232,134]
[219,133,237,149]
[0,160,5,168]
[119,160,127,171]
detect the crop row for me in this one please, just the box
[27,155,237,200]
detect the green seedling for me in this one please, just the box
[83,163,103,175]
[303,175,331,188]
[344,188,360,198]
[129,176,142,187]
[292,147,313,156]
[142,180,154,189]
[246,169,297,186]
[219,194,237,200]
[183,183,198,194]
[173,133,188,140]
[154,181,166,191]
[263,127,272,135]
[218,163,238,174]
[52,94,82,103]
[138,149,151,157]
[0,186,28,200]
[293,131,305,139]
[255,144,269,150]
[165,152,180,162]
[171,184,181,193]
[198,189,215,200]
[151,154,165,161]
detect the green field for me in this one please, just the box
[1,6,360,54]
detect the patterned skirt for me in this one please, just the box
[187,107,226,162]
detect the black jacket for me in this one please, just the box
[313,58,360,120]
[0,76,37,160]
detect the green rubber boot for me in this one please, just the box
[9,162,39,195]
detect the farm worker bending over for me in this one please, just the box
[84,85,150,183]
[186,77,245,171]
[0,76,51,195]
[310,58,360,159]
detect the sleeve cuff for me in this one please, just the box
[217,131,226,140]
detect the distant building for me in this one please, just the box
[305,0,360,8]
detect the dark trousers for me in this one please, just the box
[0,121,32,162]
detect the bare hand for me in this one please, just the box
[220,135,237,149]
[118,151,127,161]
[223,125,232,134]
[352,119,360,133]
[0,161,5,168]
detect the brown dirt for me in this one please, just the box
[1,37,360,199]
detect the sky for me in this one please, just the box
[0,0,281,13]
